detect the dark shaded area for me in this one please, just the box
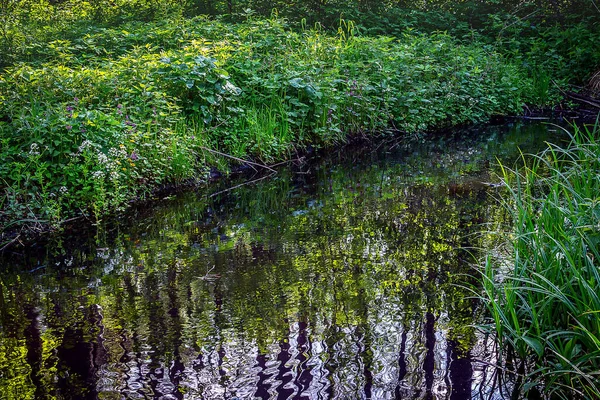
[448,340,473,400]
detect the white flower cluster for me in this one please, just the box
[92,170,105,180]
[29,142,40,156]
[78,140,94,153]
[84,142,131,184]
[97,153,109,164]
[108,147,127,158]
[101,147,129,182]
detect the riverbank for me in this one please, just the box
[1,6,599,243]
[1,107,595,252]
[0,15,533,239]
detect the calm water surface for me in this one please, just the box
[0,122,563,399]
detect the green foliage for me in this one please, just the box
[480,122,600,398]
[0,48,231,224]
[1,15,532,232]
[1,0,598,234]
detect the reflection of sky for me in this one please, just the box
[91,291,499,399]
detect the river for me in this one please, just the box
[0,121,564,399]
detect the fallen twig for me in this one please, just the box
[0,234,22,252]
[199,146,276,173]
[60,215,85,224]
[209,172,276,198]
[268,156,306,168]
[566,91,600,109]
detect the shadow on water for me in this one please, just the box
[0,121,566,399]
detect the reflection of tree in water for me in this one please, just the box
[95,180,490,398]
[0,122,556,399]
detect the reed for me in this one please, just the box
[480,120,600,398]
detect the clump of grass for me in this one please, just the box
[480,121,600,398]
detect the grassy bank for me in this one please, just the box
[481,121,600,398]
[1,15,533,235]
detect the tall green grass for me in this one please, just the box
[481,121,600,398]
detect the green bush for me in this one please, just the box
[0,45,238,224]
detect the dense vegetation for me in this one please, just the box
[481,122,600,398]
[1,0,598,236]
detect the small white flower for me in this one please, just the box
[78,140,93,153]
[97,153,109,164]
[108,147,127,158]
[29,142,40,156]
[59,186,68,194]
[92,171,104,180]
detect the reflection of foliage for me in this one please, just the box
[0,279,36,399]
[0,338,34,399]
[0,122,561,397]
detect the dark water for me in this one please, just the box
[0,122,563,399]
